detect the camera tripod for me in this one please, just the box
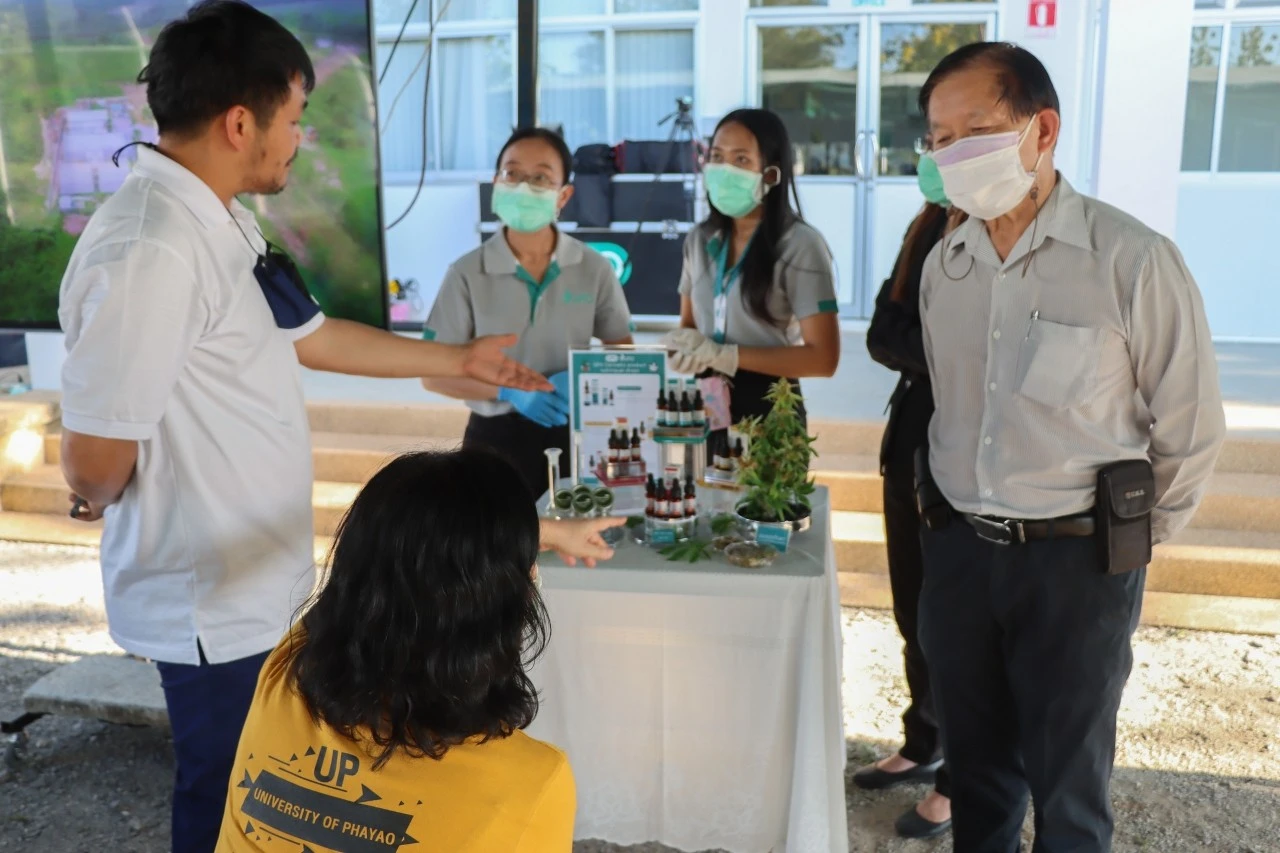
[622,97,705,281]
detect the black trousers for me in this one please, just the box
[919,519,1145,853]
[463,412,570,498]
[708,369,805,461]
[881,382,948,795]
[155,646,271,853]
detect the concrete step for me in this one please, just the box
[0,511,333,565]
[42,431,459,485]
[832,511,1280,601]
[2,509,1273,637]
[35,430,1280,534]
[6,473,1280,602]
[814,461,1280,534]
[837,572,1280,636]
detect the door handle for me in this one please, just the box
[868,131,882,176]
[853,129,867,177]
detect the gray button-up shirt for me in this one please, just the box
[678,220,838,347]
[920,177,1225,544]
[426,231,633,416]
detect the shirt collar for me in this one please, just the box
[482,228,582,276]
[131,146,237,231]
[946,174,1094,263]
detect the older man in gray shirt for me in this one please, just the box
[914,43,1225,853]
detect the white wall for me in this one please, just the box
[996,0,1097,188]
[1090,0,1194,237]
[1177,176,1280,341]
[382,183,480,314]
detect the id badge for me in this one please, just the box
[713,292,728,344]
[698,375,732,432]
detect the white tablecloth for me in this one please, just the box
[528,489,847,853]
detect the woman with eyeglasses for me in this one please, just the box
[422,128,633,494]
[663,109,840,456]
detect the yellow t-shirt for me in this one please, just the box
[216,636,575,853]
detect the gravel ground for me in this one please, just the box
[1,541,1278,852]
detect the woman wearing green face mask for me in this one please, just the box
[423,128,634,494]
[856,149,966,840]
[663,109,840,455]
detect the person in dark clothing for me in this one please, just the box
[855,161,964,839]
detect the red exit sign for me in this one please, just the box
[1029,0,1057,30]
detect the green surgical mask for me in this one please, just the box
[492,182,560,233]
[916,154,950,207]
[704,163,774,219]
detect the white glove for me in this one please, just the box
[670,349,713,375]
[662,328,709,353]
[689,338,739,376]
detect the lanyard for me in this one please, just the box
[713,233,752,344]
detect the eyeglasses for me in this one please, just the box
[497,169,560,190]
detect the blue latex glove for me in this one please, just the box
[498,385,569,428]
[548,370,571,403]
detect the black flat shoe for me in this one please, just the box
[895,805,952,840]
[851,759,943,790]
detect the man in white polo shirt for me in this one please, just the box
[55,3,617,851]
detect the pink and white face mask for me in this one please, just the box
[931,119,1043,221]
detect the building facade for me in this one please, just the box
[373,0,1280,339]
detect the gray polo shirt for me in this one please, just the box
[678,219,838,347]
[425,230,633,416]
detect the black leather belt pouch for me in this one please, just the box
[1096,459,1155,574]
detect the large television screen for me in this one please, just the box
[0,0,387,329]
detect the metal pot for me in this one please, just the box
[735,502,813,539]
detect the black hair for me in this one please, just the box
[889,203,958,303]
[495,127,574,185]
[288,448,547,770]
[705,108,808,328]
[918,42,1060,120]
[138,0,316,138]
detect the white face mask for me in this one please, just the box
[933,118,1043,221]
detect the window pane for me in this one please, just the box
[751,1,828,7]
[1182,26,1222,171]
[439,36,514,170]
[616,30,696,142]
[540,31,607,153]
[880,22,986,176]
[617,0,700,10]
[376,40,434,174]
[375,0,429,27]
[760,25,858,176]
[1194,0,1225,8]
[443,0,515,21]
[1236,1,1280,8]
[1219,24,1280,172]
[543,0,607,15]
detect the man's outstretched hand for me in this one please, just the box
[463,335,553,392]
[539,516,626,568]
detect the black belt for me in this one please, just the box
[961,512,1095,546]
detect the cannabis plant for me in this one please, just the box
[736,379,817,523]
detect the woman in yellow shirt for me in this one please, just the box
[217,448,615,853]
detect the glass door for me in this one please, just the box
[750,18,866,310]
[749,7,994,317]
[863,13,994,315]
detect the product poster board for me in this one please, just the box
[569,347,666,485]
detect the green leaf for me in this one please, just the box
[710,514,738,535]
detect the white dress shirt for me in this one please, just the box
[920,177,1225,544]
[58,147,324,665]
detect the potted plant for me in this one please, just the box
[734,379,817,537]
